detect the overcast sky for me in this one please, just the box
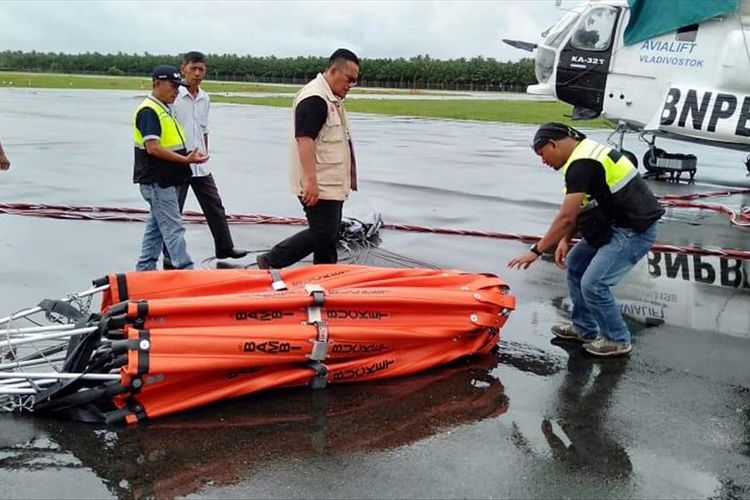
[0,1,577,61]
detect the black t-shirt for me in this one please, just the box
[565,158,606,197]
[565,158,664,232]
[295,96,328,139]
[135,107,162,140]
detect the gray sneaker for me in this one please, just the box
[551,323,598,343]
[584,337,632,357]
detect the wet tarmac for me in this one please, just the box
[0,88,749,499]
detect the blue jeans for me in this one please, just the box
[136,184,193,271]
[566,223,658,344]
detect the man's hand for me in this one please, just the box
[297,137,318,206]
[145,140,209,165]
[301,173,319,206]
[186,149,209,164]
[507,251,539,270]
[508,193,582,272]
[0,151,10,171]
[555,240,570,269]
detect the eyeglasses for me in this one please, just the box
[341,71,358,87]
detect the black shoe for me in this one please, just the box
[216,248,249,259]
[256,253,271,269]
[163,258,175,270]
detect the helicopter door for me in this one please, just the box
[556,6,620,116]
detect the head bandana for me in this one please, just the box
[532,122,586,152]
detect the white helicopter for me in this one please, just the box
[504,0,750,180]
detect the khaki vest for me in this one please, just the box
[561,138,637,212]
[288,73,353,201]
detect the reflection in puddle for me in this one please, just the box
[4,355,507,498]
[552,251,750,337]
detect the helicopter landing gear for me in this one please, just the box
[643,147,666,172]
[607,121,638,168]
[640,133,696,183]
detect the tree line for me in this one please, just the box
[0,51,536,91]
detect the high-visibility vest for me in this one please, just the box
[133,97,187,151]
[132,96,190,186]
[561,138,637,212]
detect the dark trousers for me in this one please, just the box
[164,174,234,262]
[266,198,343,267]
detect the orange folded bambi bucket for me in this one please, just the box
[2,265,515,424]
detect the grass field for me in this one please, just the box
[0,71,447,95]
[214,95,612,128]
[0,71,613,128]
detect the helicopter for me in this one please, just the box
[503,0,750,181]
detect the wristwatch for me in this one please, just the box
[529,243,543,256]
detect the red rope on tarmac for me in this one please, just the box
[1,198,749,260]
[657,187,750,201]
[0,203,311,226]
[659,199,750,227]
[655,188,750,228]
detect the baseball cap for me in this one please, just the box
[152,65,187,86]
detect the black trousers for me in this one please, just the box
[164,174,234,261]
[266,198,343,267]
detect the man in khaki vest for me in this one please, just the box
[257,49,360,269]
[0,138,10,171]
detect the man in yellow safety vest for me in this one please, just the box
[509,122,664,357]
[132,65,209,271]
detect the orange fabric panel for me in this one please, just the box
[119,324,498,376]
[117,334,498,422]
[124,292,508,329]
[325,333,499,385]
[114,277,513,331]
[102,266,511,309]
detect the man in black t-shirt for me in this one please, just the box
[508,123,664,357]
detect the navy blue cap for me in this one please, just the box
[151,65,187,86]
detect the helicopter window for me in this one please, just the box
[570,7,618,51]
[676,24,699,42]
[543,10,582,48]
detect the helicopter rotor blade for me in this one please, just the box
[501,39,538,52]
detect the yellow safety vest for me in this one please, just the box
[132,97,187,151]
[132,96,190,186]
[561,138,637,211]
